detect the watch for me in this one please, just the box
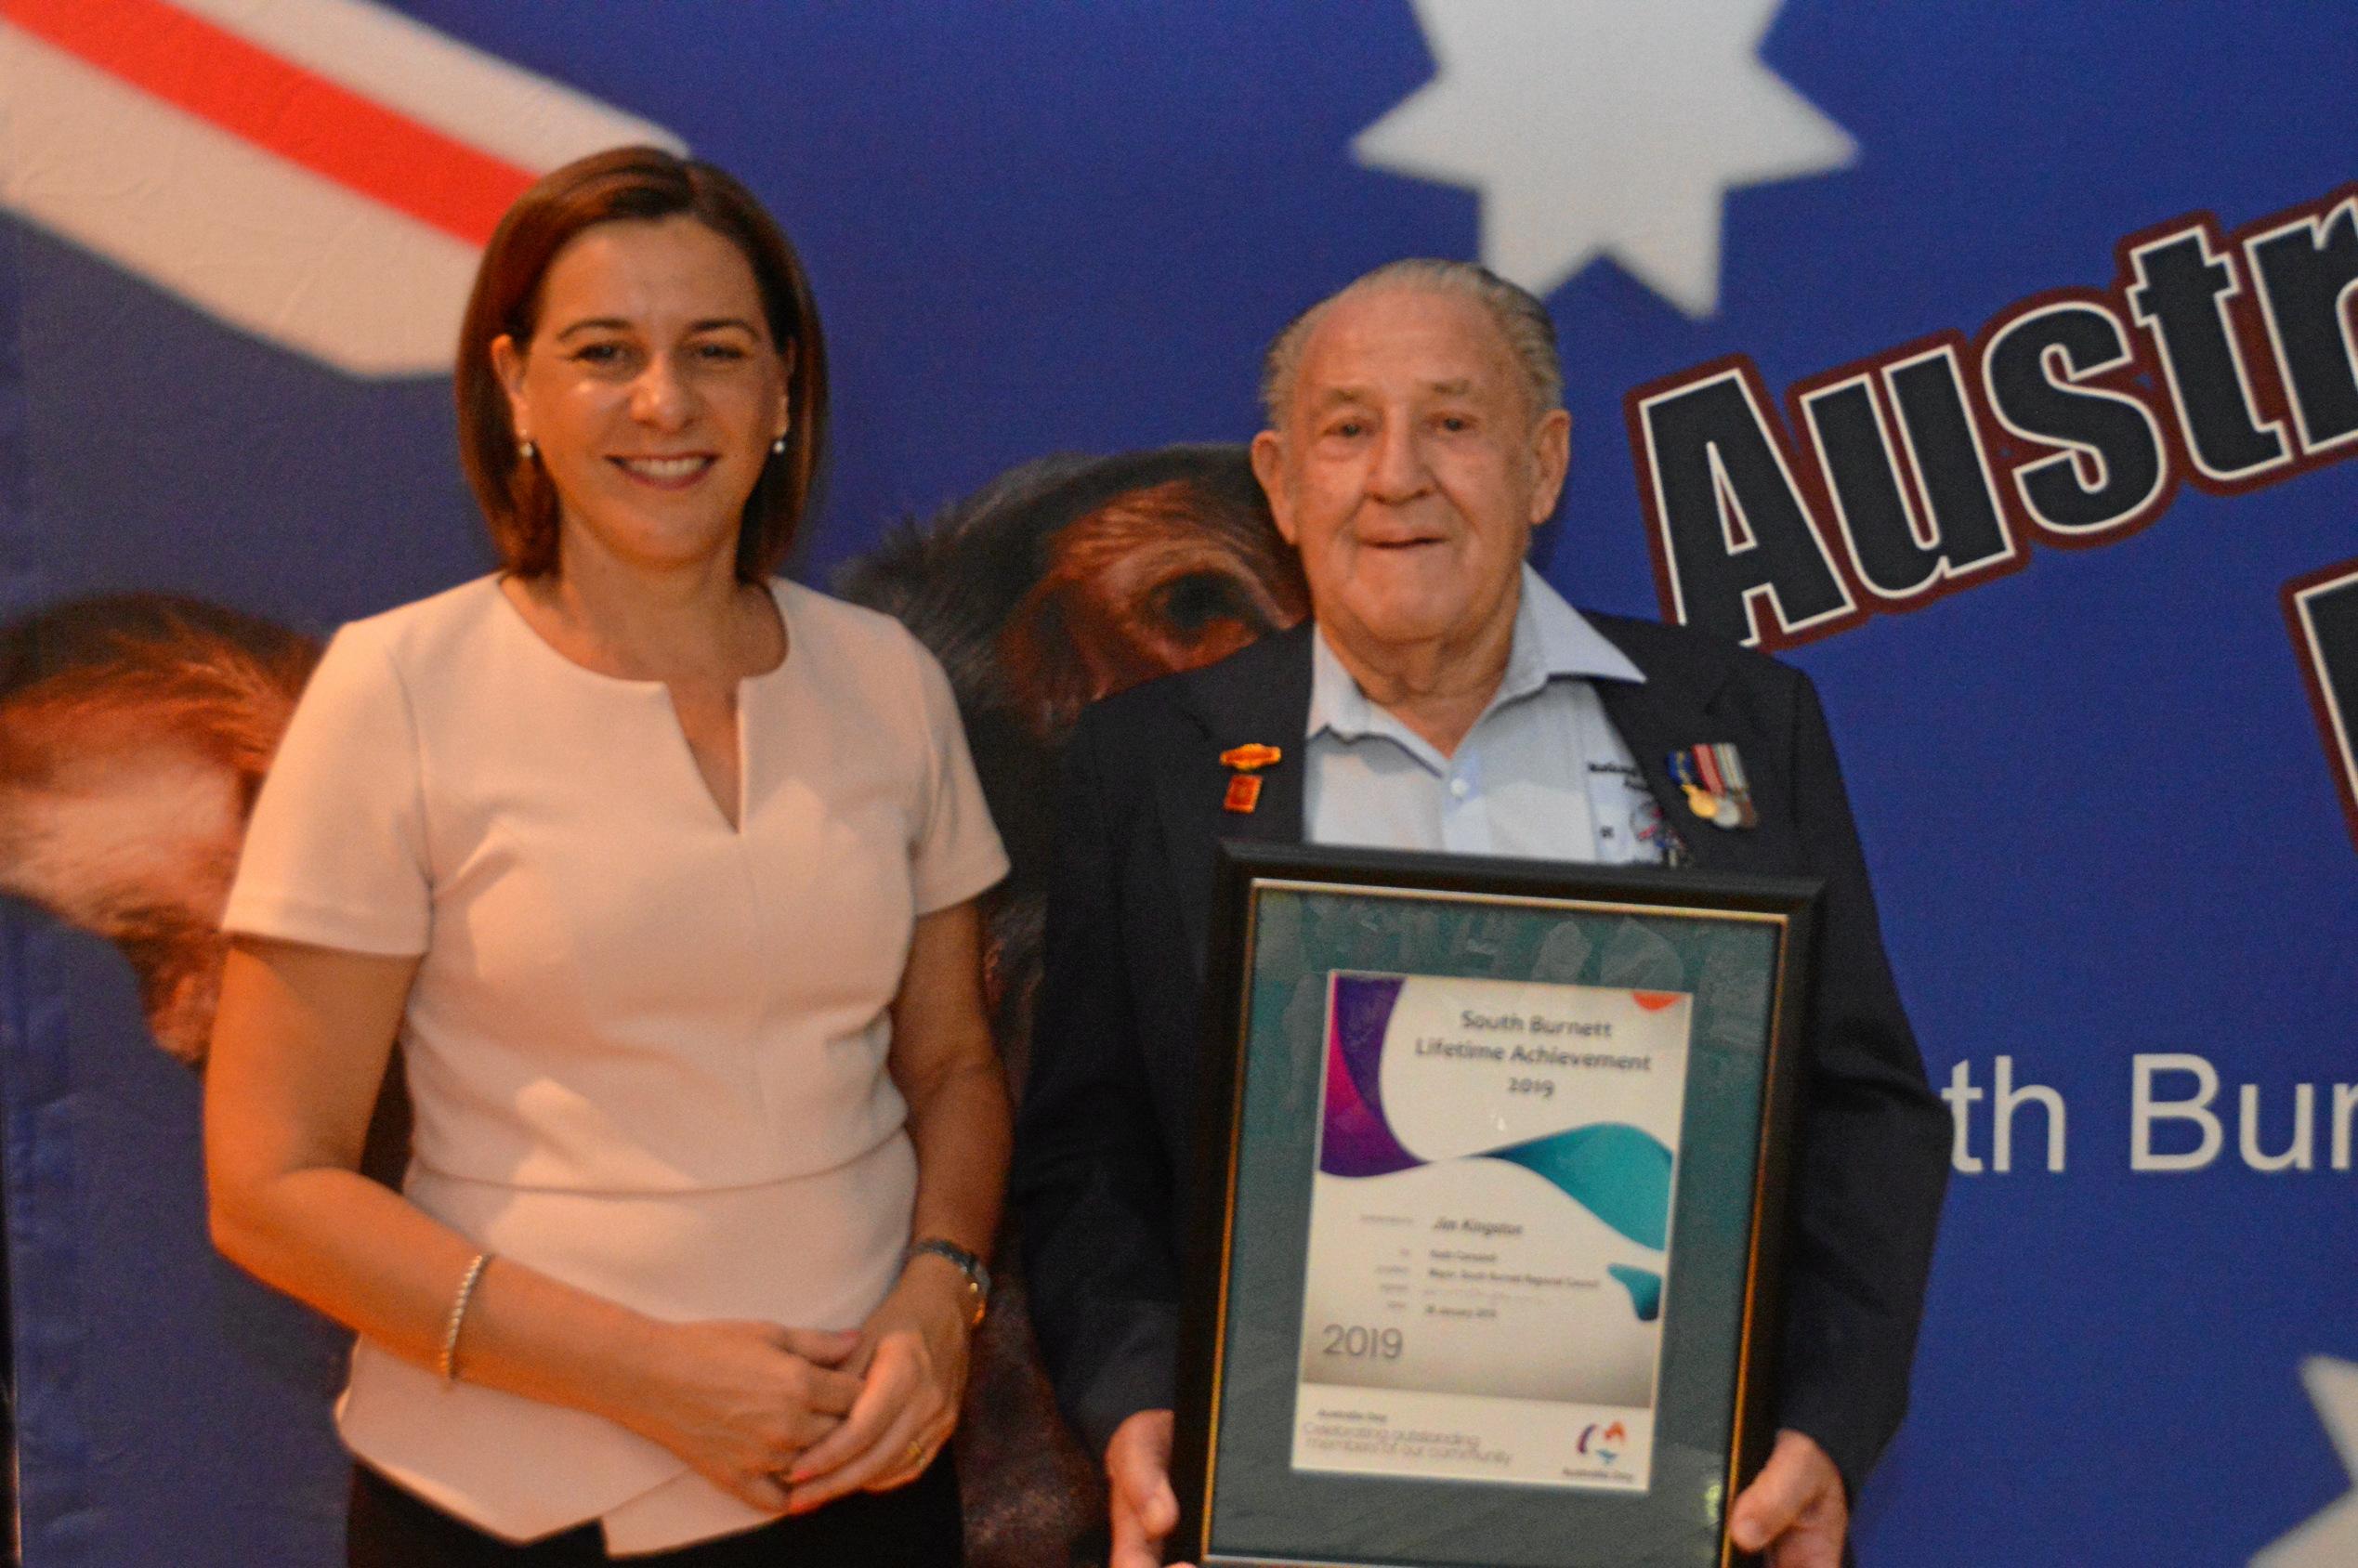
[908,1237,990,1326]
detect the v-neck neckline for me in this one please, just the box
[490,576,793,835]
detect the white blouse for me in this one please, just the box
[223,576,1007,1550]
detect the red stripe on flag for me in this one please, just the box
[13,0,538,246]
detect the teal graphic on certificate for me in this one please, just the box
[1293,971,1695,1492]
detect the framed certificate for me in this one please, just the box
[1170,843,1819,1568]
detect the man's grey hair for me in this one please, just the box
[1258,258,1565,427]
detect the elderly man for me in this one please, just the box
[1012,261,1947,1567]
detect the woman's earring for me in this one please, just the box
[518,438,537,461]
[771,436,786,454]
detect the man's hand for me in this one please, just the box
[1107,1407,1188,1568]
[1728,1429,1848,1566]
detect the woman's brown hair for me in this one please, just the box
[454,146,829,580]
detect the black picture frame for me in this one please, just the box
[1171,842,1820,1568]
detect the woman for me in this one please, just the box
[205,147,1008,1564]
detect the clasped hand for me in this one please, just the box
[619,1261,972,1518]
[776,1261,975,1514]
[622,1317,864,1516]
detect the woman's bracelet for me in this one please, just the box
[439,1252,493,1382]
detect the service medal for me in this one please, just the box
[1692,743,1746,828]
[1668,750,1722,819]
[1714,742,1760,829]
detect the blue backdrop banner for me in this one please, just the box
[2,4,2355,1564]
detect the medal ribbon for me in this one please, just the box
[1692,743,1726,796]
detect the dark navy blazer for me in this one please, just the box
[1011,617,1948,1500]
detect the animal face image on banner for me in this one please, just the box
[0,599,319,1065]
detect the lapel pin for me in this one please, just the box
[1221,742,1282,815]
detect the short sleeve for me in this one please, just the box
[222,624,431,955]
[907,640,1009,915]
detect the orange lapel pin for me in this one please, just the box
[1220,743,1282,814]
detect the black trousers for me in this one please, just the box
[347,1457,963,1566]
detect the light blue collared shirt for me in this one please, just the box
[1303,565,1670,865]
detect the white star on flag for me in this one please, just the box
[1356,0,1856,317]
[2253,1358,2358,1567]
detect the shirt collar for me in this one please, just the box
[1307,624,1377,740]
[1513,562,1645,689]
[1306,563,1644,740]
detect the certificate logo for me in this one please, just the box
[1577,1420,1629,1466]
